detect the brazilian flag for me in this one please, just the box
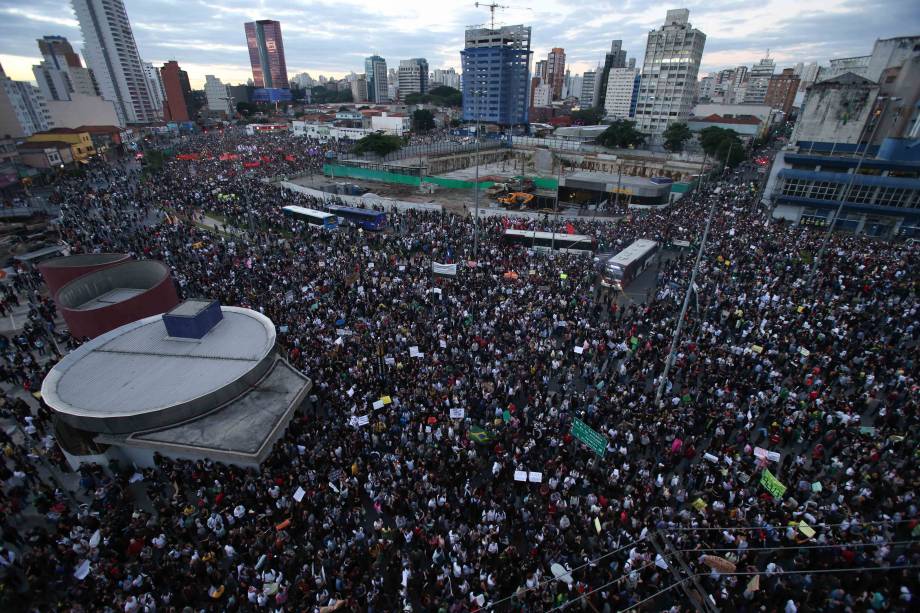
[468,425,493,444]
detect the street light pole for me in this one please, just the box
[473,89,484,260]
[551,156,562,251]
[807,96,897,290]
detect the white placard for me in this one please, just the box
[385,357,395,365]
[346,387,355,397]
[514,470,528,482]
[357,414,369,426]
[754,447,781,462]
[293,487,306,503]
[372,400,384,410]
[450,408,465,419]
[409,346,422,358]
[440,340,447,349]
[528,472,543,483]
[74,560,91,580]
[799,347,811,357]
[704,452,719,463]
[573,346,584,354]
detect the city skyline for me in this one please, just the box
[0,0,917,90]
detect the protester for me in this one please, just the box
[0,128,917,612]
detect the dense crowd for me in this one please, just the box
[0,128,918,612]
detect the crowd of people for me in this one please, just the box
[0,127,917,612]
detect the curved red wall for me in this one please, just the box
[39,253,131,297]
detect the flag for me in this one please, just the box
[566,222,575,235]
[467,425,492,444]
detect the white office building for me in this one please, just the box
[604,68,639,119]
[580,70,599,106]
[142,62,165,113]
[532,83,552,108]
[634,8,706,134]
[72,0,158,125]
[204,75,233,116]
[397,58,429,100]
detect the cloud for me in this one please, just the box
[0,0,917,89]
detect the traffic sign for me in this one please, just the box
[571,417,607,457]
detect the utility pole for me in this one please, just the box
[551,156,561,251]
[472,89,484,260]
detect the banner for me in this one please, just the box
[760,468,787,498]
[702,555,737,574]
[432,262,457,277]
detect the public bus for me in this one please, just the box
[596,239,659,289]
[327,205,387,231]
[281,205,338,230]
[503,229,595,255]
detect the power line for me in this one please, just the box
[546,559,660,612]
[677,539,914,554]
[663,518,914,532]
[485,537,644,610]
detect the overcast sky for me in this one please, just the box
[1,0,917,89]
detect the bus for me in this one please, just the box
[327,205,387,231]
[596,239,659,289]
[281,205,338,230]
[503,229,595,255]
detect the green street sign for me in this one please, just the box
[571,417,607,457]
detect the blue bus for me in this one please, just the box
[282,205,338,230]
[327,205,387,231]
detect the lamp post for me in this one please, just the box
[472,88,485,260]
[807,95,899,290]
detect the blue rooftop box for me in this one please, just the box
[163,299,223,339]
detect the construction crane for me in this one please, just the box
[474,2,509,30]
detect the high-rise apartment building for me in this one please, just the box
[535,60,547,82]
[597,40,628,109]
[546,48,566,100]
[398,58,429,100]
[143,62,165,113]
[291,73,315,89]
[764,68,800,115]
[32,36,98,102]
[244,20,289,89]
[604,68,640,119]
[532,83,551,108]
[431,68,460,90]
[460,25,532,125]
[350,75,368,103]
[580,70,599,107]
[633,9,706,134]
[0,64,52,137]
[204,75,233,115]
[364,56,388,103]
[160,61,190,122]
[742,56,775,104]
[72,0,158,124]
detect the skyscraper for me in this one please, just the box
[633,9,706,134]
[460,24,532,125]
[580,70,599,107]
[72,0,158,124]
[604,68,640,119]
[160,61,190,122]
[364,55,388,103]
[143,62,166,112]
[398,58,429,100]
[244,20,289,89]
[32,36,98,102]
[546,48,566,100]
[597,40,627,109]
[350,76,368,103]
[0,64,52,137]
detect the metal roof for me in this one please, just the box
[41,306,276,434]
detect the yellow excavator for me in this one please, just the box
[498,192,535,209]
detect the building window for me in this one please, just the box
[847,184,875,204]
[875,187,907,207]
[809,181,838,200]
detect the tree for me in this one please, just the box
[236,102,257,116]
[698,126,745,167]
[571,107,604,125]
[405,86,462,108]
[412,109,435,133]
[353,133,403,157]
[662,122,692,152]
[699,126,734,156]
[596,120,646,149]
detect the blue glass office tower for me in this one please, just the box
[461,25,532,126]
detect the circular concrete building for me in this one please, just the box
[38,253,130,296]
[56,259,180,339]
[42,301,311,468]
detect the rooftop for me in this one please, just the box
[41,306,277,434]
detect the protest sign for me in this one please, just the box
[595,517,602,534]
[372,400,384,410]
[702,555,736,574]
[754,447,780,462]
[514,471,527,482]
[760,469,787,498]
[528,472,543,483]
[449,408,465,419]
[573,345,584,354]
[293,487,306,503]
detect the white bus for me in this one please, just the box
[503,229,595,255]
[282,206,338,230]
[596,239,659,289]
